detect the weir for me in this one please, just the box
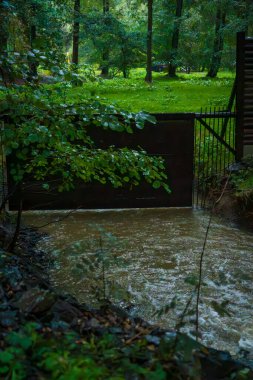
[6,114,195,210]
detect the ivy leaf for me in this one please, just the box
[153,180,161,189]
[0,351,14,363]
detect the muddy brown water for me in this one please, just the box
[22,208,253,357]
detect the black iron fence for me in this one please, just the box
[194,107,236,208]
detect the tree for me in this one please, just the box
[168,0,184,77]
[0,0,9,53]
[72,0,80,65]
[82,10,144,77]
[101,0,110,76]
[145,0,153,83]
[207,0,226,78]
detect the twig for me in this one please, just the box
[34,206,83,229]
[125,327,155,345]
[195,173,231,341]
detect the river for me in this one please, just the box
[22,208,253,357]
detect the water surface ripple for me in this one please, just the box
[23,208,253,356]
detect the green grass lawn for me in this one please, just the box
[59,69,235,113]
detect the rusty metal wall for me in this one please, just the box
[7,114,195,210]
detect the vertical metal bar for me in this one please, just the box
[196,109,202,208]
[222,110,227,175]
[203,106,211,207]
[215,107,219,178]
[201,108,207,207]
[194,115,199,208]
[235,32,245,161]
[224,111,231,173]
[217,107,223,174]
[211,108,215,180]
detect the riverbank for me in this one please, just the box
[210,187,253,233]
[0,221,252,379]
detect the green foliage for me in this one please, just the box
[0,322,206,379]
[0,52,170,194]
[55,228,131,304]
[230,156,253,207]
[2,0,70,58]
[230,157,253,193]
[82,11,145,77]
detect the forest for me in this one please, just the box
[1,1,253,379]
[0,0,253,81]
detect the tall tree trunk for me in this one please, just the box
[27,3,38,79]
[207,2,226,78]
[0,0,9,84]
[101,0,110,77]
[72,0,80,65]
[145,0,153,83]
[168,0,184,78]
[245,0,253,35]
[0,0,8,54]
[30,5,38,77]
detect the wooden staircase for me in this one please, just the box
[236,32,253,159]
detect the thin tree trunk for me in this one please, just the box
[30,8,38,77]
[0,1,9,84]
[72,0,80,65]
[245,0,253,35]
[101,0,110,77]
[168,0,183,78]
[145,0,153,83]
[0,0,8,54]
[207,3,226,78]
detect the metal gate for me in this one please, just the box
[194,107,236,207]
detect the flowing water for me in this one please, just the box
[22,208,253,357]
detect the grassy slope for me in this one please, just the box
[60,70,235,113]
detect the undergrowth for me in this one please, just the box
[230,156,253,202]
[44,70,235,113]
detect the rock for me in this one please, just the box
[14,288,56,315]
[108,327,123,334]
[51,300,83,323]
[0,310,17,327]
[196,348,252,380]
[0,285,5,300]
[4,265,22,288]
[0,225,13,248]
[145,334,161,346]
[89,318,101,328]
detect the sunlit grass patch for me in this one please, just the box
[58,69,235,113]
